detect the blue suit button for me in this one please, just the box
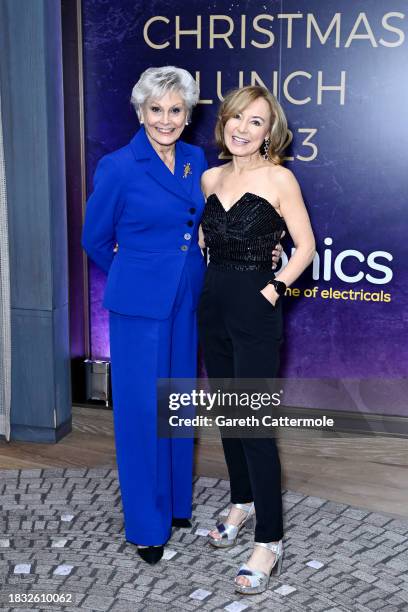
[189,207,196,214]
[181,245,188,252]
[184,233,191,240]
[187,220,194,227]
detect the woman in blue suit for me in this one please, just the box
[82,67,208,564]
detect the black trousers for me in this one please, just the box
[198,264,284,542]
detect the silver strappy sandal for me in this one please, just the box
[234,540,283,594]
[208,502,255,548]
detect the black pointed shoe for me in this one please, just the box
[137,545,164,565]
[171,518,192,528]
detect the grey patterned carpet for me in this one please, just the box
[0,468,407,611]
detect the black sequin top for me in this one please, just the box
[201,192,286,271]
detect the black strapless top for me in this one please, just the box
[201,192,286,271]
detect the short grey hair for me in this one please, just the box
[131,66,199,120]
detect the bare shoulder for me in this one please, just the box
[203,164,229,179]
[267,164,296,182]
[201,164,229,196]
[201,165,222,181]
[267,164,301,193]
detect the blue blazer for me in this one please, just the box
[82,127,208,319]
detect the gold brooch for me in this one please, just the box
[183,162,192,179]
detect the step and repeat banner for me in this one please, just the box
[81,0,407,413]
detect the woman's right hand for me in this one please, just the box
[198,225,206,249]
[271,231,285,269]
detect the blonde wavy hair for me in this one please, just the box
[215,86,290,165]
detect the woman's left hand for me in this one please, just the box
[260,284,279,307]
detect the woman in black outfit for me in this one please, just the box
[198,86,315,594]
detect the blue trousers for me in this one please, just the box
[109,267,197,545]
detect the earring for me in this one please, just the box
[262,138,270,160]
[185,121,189,126]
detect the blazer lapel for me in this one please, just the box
[174,140,194,198]
[129,127,193,203]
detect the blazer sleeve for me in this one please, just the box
[81,156,123,274]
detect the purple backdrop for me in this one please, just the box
[80,0,408,413]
